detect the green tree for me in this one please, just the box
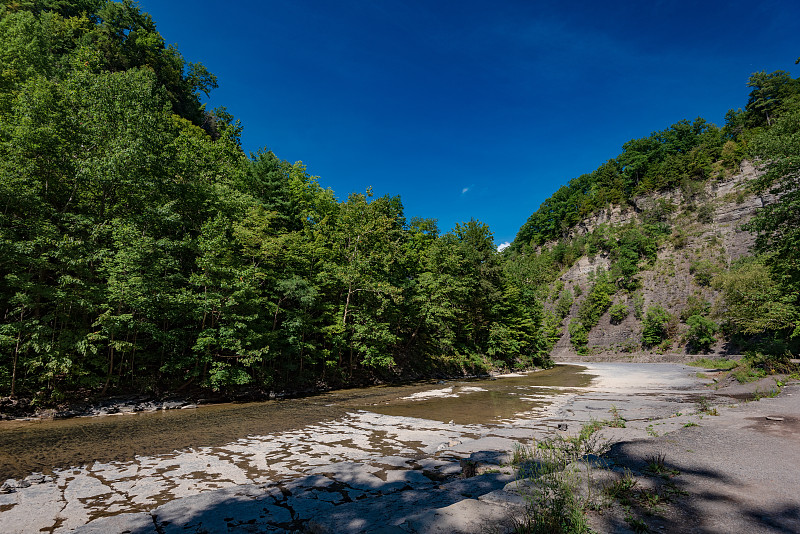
[685,315,718,353]
[642,305,671,347]
[745,70,799,127]
[609,303,629,325]
[578,270,614,329]
[714,258,798,337]
[568,321,588,354]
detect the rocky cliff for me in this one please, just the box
[546,161,774,360]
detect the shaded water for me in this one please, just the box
[0,365,592,481]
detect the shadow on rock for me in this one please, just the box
[72,453,525,534]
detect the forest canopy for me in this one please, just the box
[1,1,798,403]
[0,0,552,401]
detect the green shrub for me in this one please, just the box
[609,303,629,324]
[578,271,614,328]
[642,305,672,347]
[685,314,718,353]
[732,361,767,383]
[680,295,711,321]
[632,292,645,320]
[671,228,688,249]
[568,321,589,354]
[690,259,719,286]
[556,288,574,318]
[696,203,715,223]
[541,310,563,351]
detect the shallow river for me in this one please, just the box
[0,365,591,481]
[0,363,711,533]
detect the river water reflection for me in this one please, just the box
[0,365,593,481]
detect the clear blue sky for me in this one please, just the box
[138,0,800,247]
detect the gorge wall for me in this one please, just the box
[545,161,774,360]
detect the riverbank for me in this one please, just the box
[0,363,796,533]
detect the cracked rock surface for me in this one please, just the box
[0,363,715,533]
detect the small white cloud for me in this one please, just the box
[461,184,475,195]
[497,242,511,252]
[461,186,470,194]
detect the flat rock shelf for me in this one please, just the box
[0,363,757,533]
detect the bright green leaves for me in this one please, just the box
[609,303,629,325]
[315,191,404,370]
[0,0,564,400]
[578,270,614,329]
[741,73,800,354]
[512,117,724,250]
[641,305,672,347]
[685,315,718,354]
[715,258,798,337]
[745,70,800,128]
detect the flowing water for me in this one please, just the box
[0,365,591,481]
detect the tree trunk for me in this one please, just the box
[101,334,114,396]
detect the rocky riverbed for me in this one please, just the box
[1,362,790,533]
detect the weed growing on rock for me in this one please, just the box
[750,387,780,401]
[733,362,767,384]
[602,470,637,504]
[661,480,688,499]
[607,405,627,428]
[644,452,679,479]
[638,489,662,513]
[695,396,718,416]
[512,422,609,534]
[625,511,650,533]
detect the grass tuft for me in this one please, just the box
[687,358,738,370]
[512,421,610,533]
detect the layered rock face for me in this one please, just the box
[547,161,773,359]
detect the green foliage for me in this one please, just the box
[715,257,798,338]
[641,305,672,347]
[568,321,588,354]
[695,203,715,224]
[578,270,614,328]
[689,259,719,287]
[607,405,626,428]
[744,92,800,350]
[744,70,800,128]
[4,4,800,402]
[540,310,563,354]
[609,303,629,325]
[670,227,688,249]
[555,287,574,318]
[609,226,657,290]
[512,118,723,250]
[631,292,645,320]
[685,315,718,353]
[680,295,711,321]
[732,361,767,384]
[512,423,608,534]
[0,1,558,400]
